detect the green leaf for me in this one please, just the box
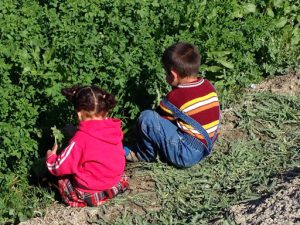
[216,59,234,69]
[231,9,243,18]
[266,8,274,17]
[43,47,55,64]
[291,35,300,46]
[208,51,232,58]
[51,126,64,145]
[206,66,222,72]
[276,17,288,28]
[207,8,217,20]
[273,0,283,8]
[243,3,256,14]
[193,21,199,28]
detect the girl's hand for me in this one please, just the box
[46,144,58,157]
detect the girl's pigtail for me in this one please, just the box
[104,92,116,110]
[61,87,80,102]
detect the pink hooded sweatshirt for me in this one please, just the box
[46,118,125,193]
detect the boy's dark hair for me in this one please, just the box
[61,85,116,117]
[162,42,201,77]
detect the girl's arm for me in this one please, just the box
[45,141,80,176]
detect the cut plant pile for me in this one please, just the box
[20,73,300,225]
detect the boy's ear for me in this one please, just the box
[170,70,179,79]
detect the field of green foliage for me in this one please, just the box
[0,0,299,224]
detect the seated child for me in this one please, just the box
[46,85,128,207]
[125,42,221,168]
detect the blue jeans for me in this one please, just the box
[134,110,206,168]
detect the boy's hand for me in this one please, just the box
[46,144,58,157]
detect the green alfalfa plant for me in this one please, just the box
[31,126,65,178]
[51,126,65,146]
[0,171,55,224]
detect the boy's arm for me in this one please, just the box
[45,141,80,176]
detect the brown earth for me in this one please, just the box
[20,71,300,225]
[230,174,300,225]
[252,70,300,96]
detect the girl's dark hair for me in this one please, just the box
[162,42,201,77]
[61,85,116,117]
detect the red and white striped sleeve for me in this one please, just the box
[46,141,80,176]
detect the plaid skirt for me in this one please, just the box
[58,175,129,207]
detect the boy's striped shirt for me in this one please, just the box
[158,78,220,144]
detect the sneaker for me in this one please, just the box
[125,150,140,162]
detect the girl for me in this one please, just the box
[46,85,128,207]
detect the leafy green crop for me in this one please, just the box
[51,126,64,145]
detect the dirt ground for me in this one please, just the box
[229,172,300,225]
[253,70,300,96]
[226,70,300,225]
[20,163,160,225]
[20,71,300,225]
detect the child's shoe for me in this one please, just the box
[124,147,139,162]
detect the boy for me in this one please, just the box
[125,42,220,168]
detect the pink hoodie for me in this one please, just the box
[46,118,125,193]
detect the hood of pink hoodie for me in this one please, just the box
[78,118,123,145]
